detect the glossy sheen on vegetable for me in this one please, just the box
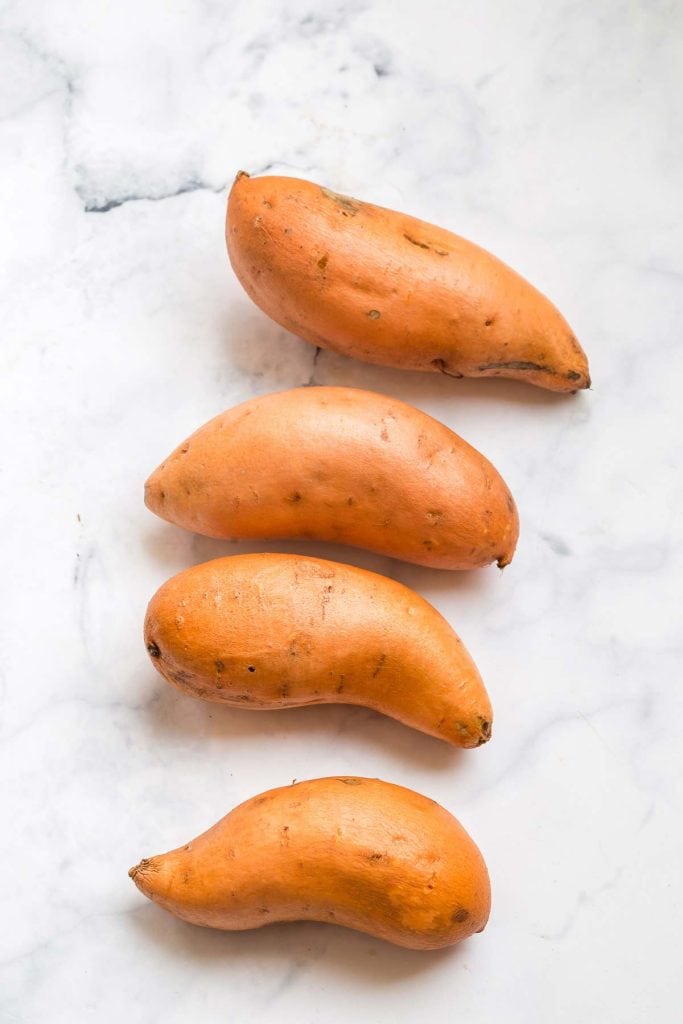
[144,386,519,570]
[226,172,590,392]
[129,777,491,949]
[144,553,492,747]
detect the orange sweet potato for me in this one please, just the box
[227,172,589,392]
[144,553,492,747]
[129,776,490,949]
[144,386,518,570]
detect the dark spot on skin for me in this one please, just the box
[431,358,463,378]
[254,796,269,805]
[317,254,328,270]
[247,665,256,673]
[426,509,442,524]
[484,318,494,327]
[380,426,389,442]
[262,199,272,208]
[280,683,290,698]
[403,232,448,255]
[180,443,189,453]
[215,659,225,673]
[372,654,386,679]
[320,187,359,216]
[478,718,491,737]
[566,369,582,381]
[159,490,165,501]
[146,642,160,658]
[339,778,361,785]
[367,309,381,319]
[368,852,383,861]
[506,494,515,513]
[404,232,430,249]
[478,360,552,374]
[182,871,190,883]
[168,668,193,685]
[452,907,470,923]
[347,496,355,506]
[258,907,270,914]
[287,491,302,503]
[336,676,345,693]
[422,539,434,550]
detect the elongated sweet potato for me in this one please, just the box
[144,553,492,747]
[144,386,518,570]
[129,776,490,949]
[226,172,589,392]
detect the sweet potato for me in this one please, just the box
[129,776,490,949]
[144,386,518,570]
[226,172,589,392]
[144,553,492,747]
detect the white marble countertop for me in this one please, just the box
[2,2,682,1021]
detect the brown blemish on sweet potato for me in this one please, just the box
[431,358,464,379]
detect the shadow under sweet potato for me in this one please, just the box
[128,899,470,983]
[137,674,467,774]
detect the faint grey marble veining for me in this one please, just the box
[539,866,624,942]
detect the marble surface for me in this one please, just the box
[2,1,682,1020]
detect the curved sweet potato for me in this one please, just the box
[129,777,491,949]
[144,386,519,570]
[226,172,589,392]
[144,553,492,747]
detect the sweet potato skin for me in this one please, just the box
[144,386,519,570]
[226,172,589,393]
[144,553,492,747]
[129,777,491,949]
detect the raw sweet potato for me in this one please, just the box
[144,553,492,747]
[226,172,589,392]
[129,776,490,949]
[144,386,518,570]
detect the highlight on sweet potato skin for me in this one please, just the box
[144,386,519,570]
[144,553,493,747]
[129,776,491,950]
[226,172,590,393]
